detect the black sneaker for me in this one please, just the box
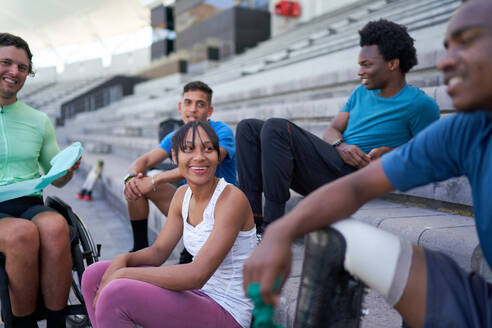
[294,227,365,328]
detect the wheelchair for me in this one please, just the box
[0,196,101,327]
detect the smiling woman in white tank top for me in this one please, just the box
[82,121,257,328]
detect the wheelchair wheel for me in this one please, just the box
[66,271,90,327]
[46,196,100,328]
[70,207,99,283]
[66,211,99,327]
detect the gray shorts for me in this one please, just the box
[424,248,492,327]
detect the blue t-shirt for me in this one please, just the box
[382,111,492,266]
[159,119,237,185]
[341,85,440,153]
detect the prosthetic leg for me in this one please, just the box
[294,227,365,328]
[294,219,413,328]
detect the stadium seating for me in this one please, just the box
[19,76,111,122]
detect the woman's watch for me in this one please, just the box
[331,138,344,148]
[124,173,136,184]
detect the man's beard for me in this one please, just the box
[0,87,17,101]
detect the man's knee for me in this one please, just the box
[236,119,263,140]
[261,118,290,141]
[3,220,40,255]
[127,196,149,208]
[34,212,70,249]
[127,196,151,219]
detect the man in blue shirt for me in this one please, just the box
[244,1,492,326]
[236,20,439,233]
[124,81,236,256]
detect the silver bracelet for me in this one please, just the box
[151,175,157,192]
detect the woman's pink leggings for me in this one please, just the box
[81,261,242,328]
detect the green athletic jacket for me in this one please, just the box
[0,100,60,198]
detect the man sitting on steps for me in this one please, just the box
[236,19,440,234]
[124,81,236,262]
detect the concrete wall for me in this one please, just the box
[110,48,151,75]
[62,58,104,80]
[32,66,58,83]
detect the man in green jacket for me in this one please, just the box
[0,33,79,328]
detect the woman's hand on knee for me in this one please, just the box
[93,269,123,309]
[94,257,129,309]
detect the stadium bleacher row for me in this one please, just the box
[19,76,112,123]
[23,0,460,136]
[60,0,458,136]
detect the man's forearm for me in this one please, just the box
[154,168,183,185]
[51,171,73,188]
[130,159,149,175]
[322,126,344,144]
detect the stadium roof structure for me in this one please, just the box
[0,0,153,67]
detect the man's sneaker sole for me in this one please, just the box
[294,227,365,328]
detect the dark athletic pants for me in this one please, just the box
[236,118,356,226]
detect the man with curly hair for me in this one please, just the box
[236,19,440,232]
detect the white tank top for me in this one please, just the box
[182,178,256,328]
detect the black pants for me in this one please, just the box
[236,118,356,225]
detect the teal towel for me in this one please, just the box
[247,276,284,328]
[0,142,83,202]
